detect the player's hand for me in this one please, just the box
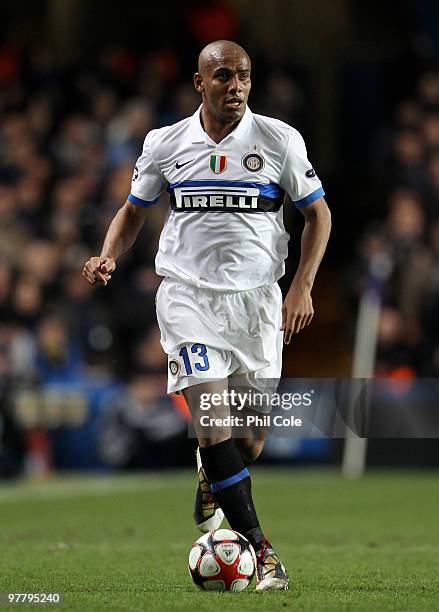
[281,284,314,344]
[82,256,116,286]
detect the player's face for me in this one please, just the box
[196,54,251,124]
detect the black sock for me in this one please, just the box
[199,439,265,552]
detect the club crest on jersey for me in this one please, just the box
[169,360,181,376]
[209,154,227,174]
[242,152,265,173]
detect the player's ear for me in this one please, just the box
[193,72,204,93]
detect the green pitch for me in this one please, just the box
[0,469,438,611]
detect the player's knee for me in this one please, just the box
[198,434,231,448]
[235,438,264,464]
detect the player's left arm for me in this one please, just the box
[281,197,331,344]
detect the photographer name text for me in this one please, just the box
[200,414,303,427]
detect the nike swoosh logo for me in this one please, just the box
[175,159,194,169]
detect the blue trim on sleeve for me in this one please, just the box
[167,180,283,201]
[128,193,160,208]
[294,187,325,208]
[210,467,250,493]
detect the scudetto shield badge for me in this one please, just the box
[209,154,227,174]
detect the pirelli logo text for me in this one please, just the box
[170,185,281,213]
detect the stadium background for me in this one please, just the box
[2,0,439,475]
[1,2,439,610]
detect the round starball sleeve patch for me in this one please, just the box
[242,152,265,173]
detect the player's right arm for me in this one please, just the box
[83,129,166,286]
[82,200,148,285]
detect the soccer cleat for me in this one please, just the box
[255,539,289,591]
[193,447,225,533]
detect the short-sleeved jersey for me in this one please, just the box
[129,105,324,291]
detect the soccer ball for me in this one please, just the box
[188,528,256,592]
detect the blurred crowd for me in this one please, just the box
[3,36,439,474]
[349,71,439,377]
[0,43,305,390]
[0,42,307,473]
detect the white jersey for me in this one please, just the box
[129,105,324,291]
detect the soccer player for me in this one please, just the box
[83,40,331,591]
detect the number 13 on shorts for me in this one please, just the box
[167,343,232,393]
[178,344,210,375]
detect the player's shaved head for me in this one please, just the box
[194,40,252,131]
[198,40,251,74]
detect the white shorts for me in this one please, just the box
[156,277,283,395]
